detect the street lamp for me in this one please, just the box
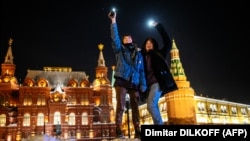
[125,93,130,138]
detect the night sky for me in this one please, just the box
[1,0,249,104]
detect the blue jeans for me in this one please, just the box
[147,83,163,125]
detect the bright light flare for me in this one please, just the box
[110,7,116,17]
[112,8,116,12]
[147,19,155,27]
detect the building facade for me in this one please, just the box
[0,41,115,141]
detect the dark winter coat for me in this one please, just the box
[142,23,178,96]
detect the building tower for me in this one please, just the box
[165,39,197,124]
[92,43,114,123]
[0,38,19,140]
[0,38,18,87]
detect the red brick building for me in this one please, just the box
[0,40,115,141]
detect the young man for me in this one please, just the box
[108,11,147,138]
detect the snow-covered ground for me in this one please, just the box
[21,135,141,141]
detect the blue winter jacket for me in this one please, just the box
[110,23,147,92]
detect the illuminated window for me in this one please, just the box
[80,79,90,87]
[159,102,166,112]
[163,102,167,111]
[110,109,115,123]
[231,107,237,114]
[82,112,88,125]
[37,79,48,87]
[37,113,44,126]
[209,104,217,112]
[197,102,205,111]
[0,114,6,126]
[23,94,32,105]
[67,79,78,87]
[241,108,246,115]
[68,113,75,125]
[81,94,89,105]
[23,113,30,126]
[54,112,61,124]
[68,95,76,105]
[23,78,35,87]
[37,94,46,105]
[220,105,227,113]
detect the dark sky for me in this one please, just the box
[1,0,249,104]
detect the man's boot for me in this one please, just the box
[134,122,141,139]
[116,125,124,138]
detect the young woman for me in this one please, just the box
[141,21,178,125]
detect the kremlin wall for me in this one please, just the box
[0,38,249,141]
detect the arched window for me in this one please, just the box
[220,105,227,113]
[197,102,205,111]
[82,112,88,125]
[209,104,217,112]
[37,113,44,126]
[68,113,75,125]
[241,108,247,115]
[23,113,30,126]
[54,112,61,124]
[37,78,48,87]
[0,114,6,126]
[231,107,237,114]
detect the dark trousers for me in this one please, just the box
[115,86,140,131]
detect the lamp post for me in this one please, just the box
[125,93,130,138]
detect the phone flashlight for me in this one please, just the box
[148,19,154,27]
[110,8,116,17]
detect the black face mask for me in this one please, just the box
[123,43,136,60]
[128,45,135,51]
[123,43,135,51]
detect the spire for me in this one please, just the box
[171,38,178,49]
[93,43,110,86]
[4,38,14,64]
[97,43,105,67]
[170,38,187,81]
